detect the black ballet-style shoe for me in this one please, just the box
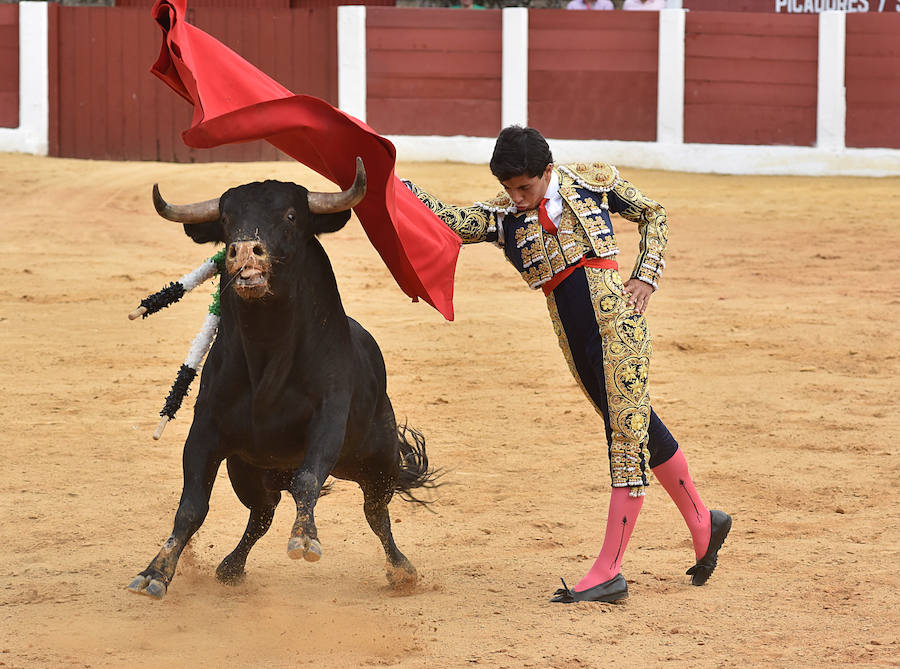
[550,573,628,603]
[686,509,732,586]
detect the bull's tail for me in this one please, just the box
[395,423,441,508]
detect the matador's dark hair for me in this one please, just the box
[489,125,554,182]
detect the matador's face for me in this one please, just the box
[500,163,553,212]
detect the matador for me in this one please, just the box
[404,126,732,602]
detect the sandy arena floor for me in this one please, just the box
[1,153,898,668]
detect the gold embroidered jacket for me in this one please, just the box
[405,162,668,291]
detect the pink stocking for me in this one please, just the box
[651,448,711,560]
[575,487,643,591]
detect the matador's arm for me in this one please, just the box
[607,178,669,290]
[403,180,501,244]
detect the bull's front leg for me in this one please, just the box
[126,438,221,600]
[286,398,349,563]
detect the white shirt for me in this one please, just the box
[566,0,614,9]
[622,0,667,9]
[496,170,563,233]
[542,170,564,227]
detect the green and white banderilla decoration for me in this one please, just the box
[128,248,225,440]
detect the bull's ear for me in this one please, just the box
[309,210,352,236]
[182,221,225,244]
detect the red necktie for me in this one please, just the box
[538,197,557,235]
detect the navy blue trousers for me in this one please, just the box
[550,267,679,470]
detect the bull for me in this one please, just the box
[127,158,436,600]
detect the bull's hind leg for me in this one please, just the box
[359,399,422,588]
[216,458,281,585]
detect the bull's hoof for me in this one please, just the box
[385,562,418,590]
[287,536,322,562]
[126,574,168,600]
[215,562,246,586]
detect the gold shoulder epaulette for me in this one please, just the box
[475,191,516,214]
[558,162,619,193]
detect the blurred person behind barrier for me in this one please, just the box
[622,0,667,9]
[567,0,614,10]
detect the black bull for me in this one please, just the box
[127,159,437,600]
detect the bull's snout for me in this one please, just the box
[227,239,268,267]
[226,240,272,299]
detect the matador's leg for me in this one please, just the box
[585,267,653,493]
[585,269,728,581]
[549,273,678,469]
[545,267,649,598]
[548,268,729,589]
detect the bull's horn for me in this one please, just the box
[152,184,220,224]
[307,157,366,214]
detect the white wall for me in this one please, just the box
[501,7,529,129]
[817,11,846,152]
[337,5,367,124]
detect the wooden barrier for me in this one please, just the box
[3,4,892,171]
[0,5,18,129]
[528,10,659,142]
[684,11,818,146]
[50,6,337,162]
[365,7,503,138]
[845,12,900,149]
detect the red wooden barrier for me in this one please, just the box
[845,12,900,150]
[0,4,18,129]
[684,11,818,146]
[528,10,658,141]
[366,7,503,138]
[51,6,337,162]
[35,6,900,160]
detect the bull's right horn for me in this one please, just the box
[152,184,220,224]
[307,157,367,214]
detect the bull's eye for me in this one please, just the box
[253,244,264,256]
[228,246,237,259]
[286,211,296,223]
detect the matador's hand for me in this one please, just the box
[622,278,654,315]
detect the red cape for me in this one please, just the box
[151,0,461,320]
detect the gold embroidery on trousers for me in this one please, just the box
[547,267,652,496]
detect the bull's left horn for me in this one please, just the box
[307,157,367,214]
[152,184,220,224]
